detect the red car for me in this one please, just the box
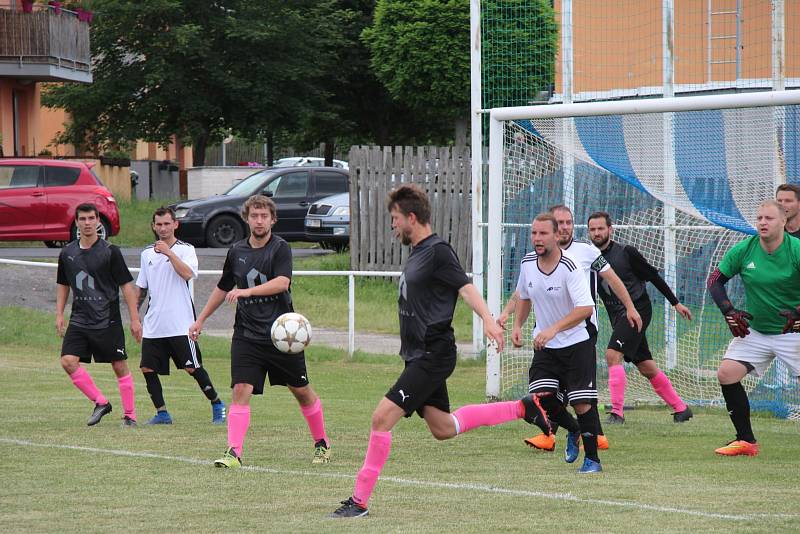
[0,159,120,247]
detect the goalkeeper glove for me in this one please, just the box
[779,306,800,334]
[723,309,753,338]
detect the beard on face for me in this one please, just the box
[251,228,268,239]
[591,234,610,248]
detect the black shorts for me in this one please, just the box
[386,352,457,418]
[528,338,597,406]
[61,323,127,364]
[141,336,202,375]
[607,300,653,364]
[230,336,309,395]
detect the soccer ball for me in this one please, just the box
[270,312,312,354]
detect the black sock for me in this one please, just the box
[191,367,219,402]
[143,371,165,410]
[721,382,756,443]
[541,395,579,433]
[577,405,601,462]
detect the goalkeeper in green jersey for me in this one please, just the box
[707,200,800,457]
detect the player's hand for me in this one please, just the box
[225,288,249,304]
[674,303,693,321]
[778,306,800,334]
[189,320,203,341]
[130,318,143,343]
[511,327,524,348]
[153,240,173,256]
[484,320,504,352]
[534,327,556,351]
[496,311,509,331]
[56,315,65,337]
[724,309,753,338]
[626,307,643,332]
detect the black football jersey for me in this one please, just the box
[56,239,133,329]
[218,236,294,340]
[398,234,470,361]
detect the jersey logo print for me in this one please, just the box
[246,268,267,288]
[399,389,410,403]
[238,257,247,264]
[75,271,95,291]
[399,273,407,300]
[746,261,756,270]
[546,286,561,292]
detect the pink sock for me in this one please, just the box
[69,367,108,405]
[650,371,687,412]
[608,364,627,416]
[353,430,392,507]
[300,398,329,447]
[227,404,251,457]
[452,401,521,435]
[117,374,136,420]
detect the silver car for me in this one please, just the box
[304,192,349,251]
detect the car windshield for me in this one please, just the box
[224,169,280,196]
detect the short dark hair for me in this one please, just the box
[533,212,558,233]
[588,211,612,227]
[75,203,98,219]
[776,183,800,201]
[242,194,277,221]
[548,204,572,216]
[152,206,176,224]
[387,184,431,225]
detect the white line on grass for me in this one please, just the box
[2,437,794,522]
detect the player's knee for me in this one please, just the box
[431,427,453,441]
[60,356,78,374]
[184,367,195,375]
[605,349,623,366]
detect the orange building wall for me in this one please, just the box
[553,0,799,97]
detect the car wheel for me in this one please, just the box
[205,215,244,248]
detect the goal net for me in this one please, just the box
[485,91,800,420]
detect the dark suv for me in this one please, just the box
[172,167,349,247]
[0,158,121,247]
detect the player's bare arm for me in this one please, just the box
[511,297,532,347]
[121,282,142,343]
[224,275,291,304]
[600,268,643,331]
[458,283,504,352]
[533,305,593,350]
[154,240,195,281]
[55,283,69,337]
[189,287,228,340]
[497,290,519,329]
[136,287,148,312]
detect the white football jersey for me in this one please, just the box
[136,241,199,338]
[562,238,610,329]
[516,249,595,348]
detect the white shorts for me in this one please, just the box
[723,329,800,378]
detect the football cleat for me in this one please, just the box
[312,439,331,464]
[521,394,551,434]
[673,406,693,423]
[565,431,581,463]
[214,447,242,468]
[87,402,112,426]
[606,412,625,424]
[524,433,556,451]
[329,497,368,518]
[578,458,603,473]
[715,440,759,457]
[146,411,173,425]
[212,400,226,425]
[121,416,137,427]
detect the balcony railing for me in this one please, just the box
[0,4,91,83]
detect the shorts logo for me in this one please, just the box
[399,389,410,403]
[746,261,756,270]
[301,375,307,381]
[185,360,193,366]
[615,339,624,348]
[75,271,95,291]
[588,381,593,388]
[116,348,125,355]
[246,268,267,288]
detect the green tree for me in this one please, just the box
[43,0,344,166]
[362,0,557,144]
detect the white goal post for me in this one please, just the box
[485,89,800,417]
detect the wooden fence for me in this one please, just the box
[349,145,472,272]
[0,8,90,71]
